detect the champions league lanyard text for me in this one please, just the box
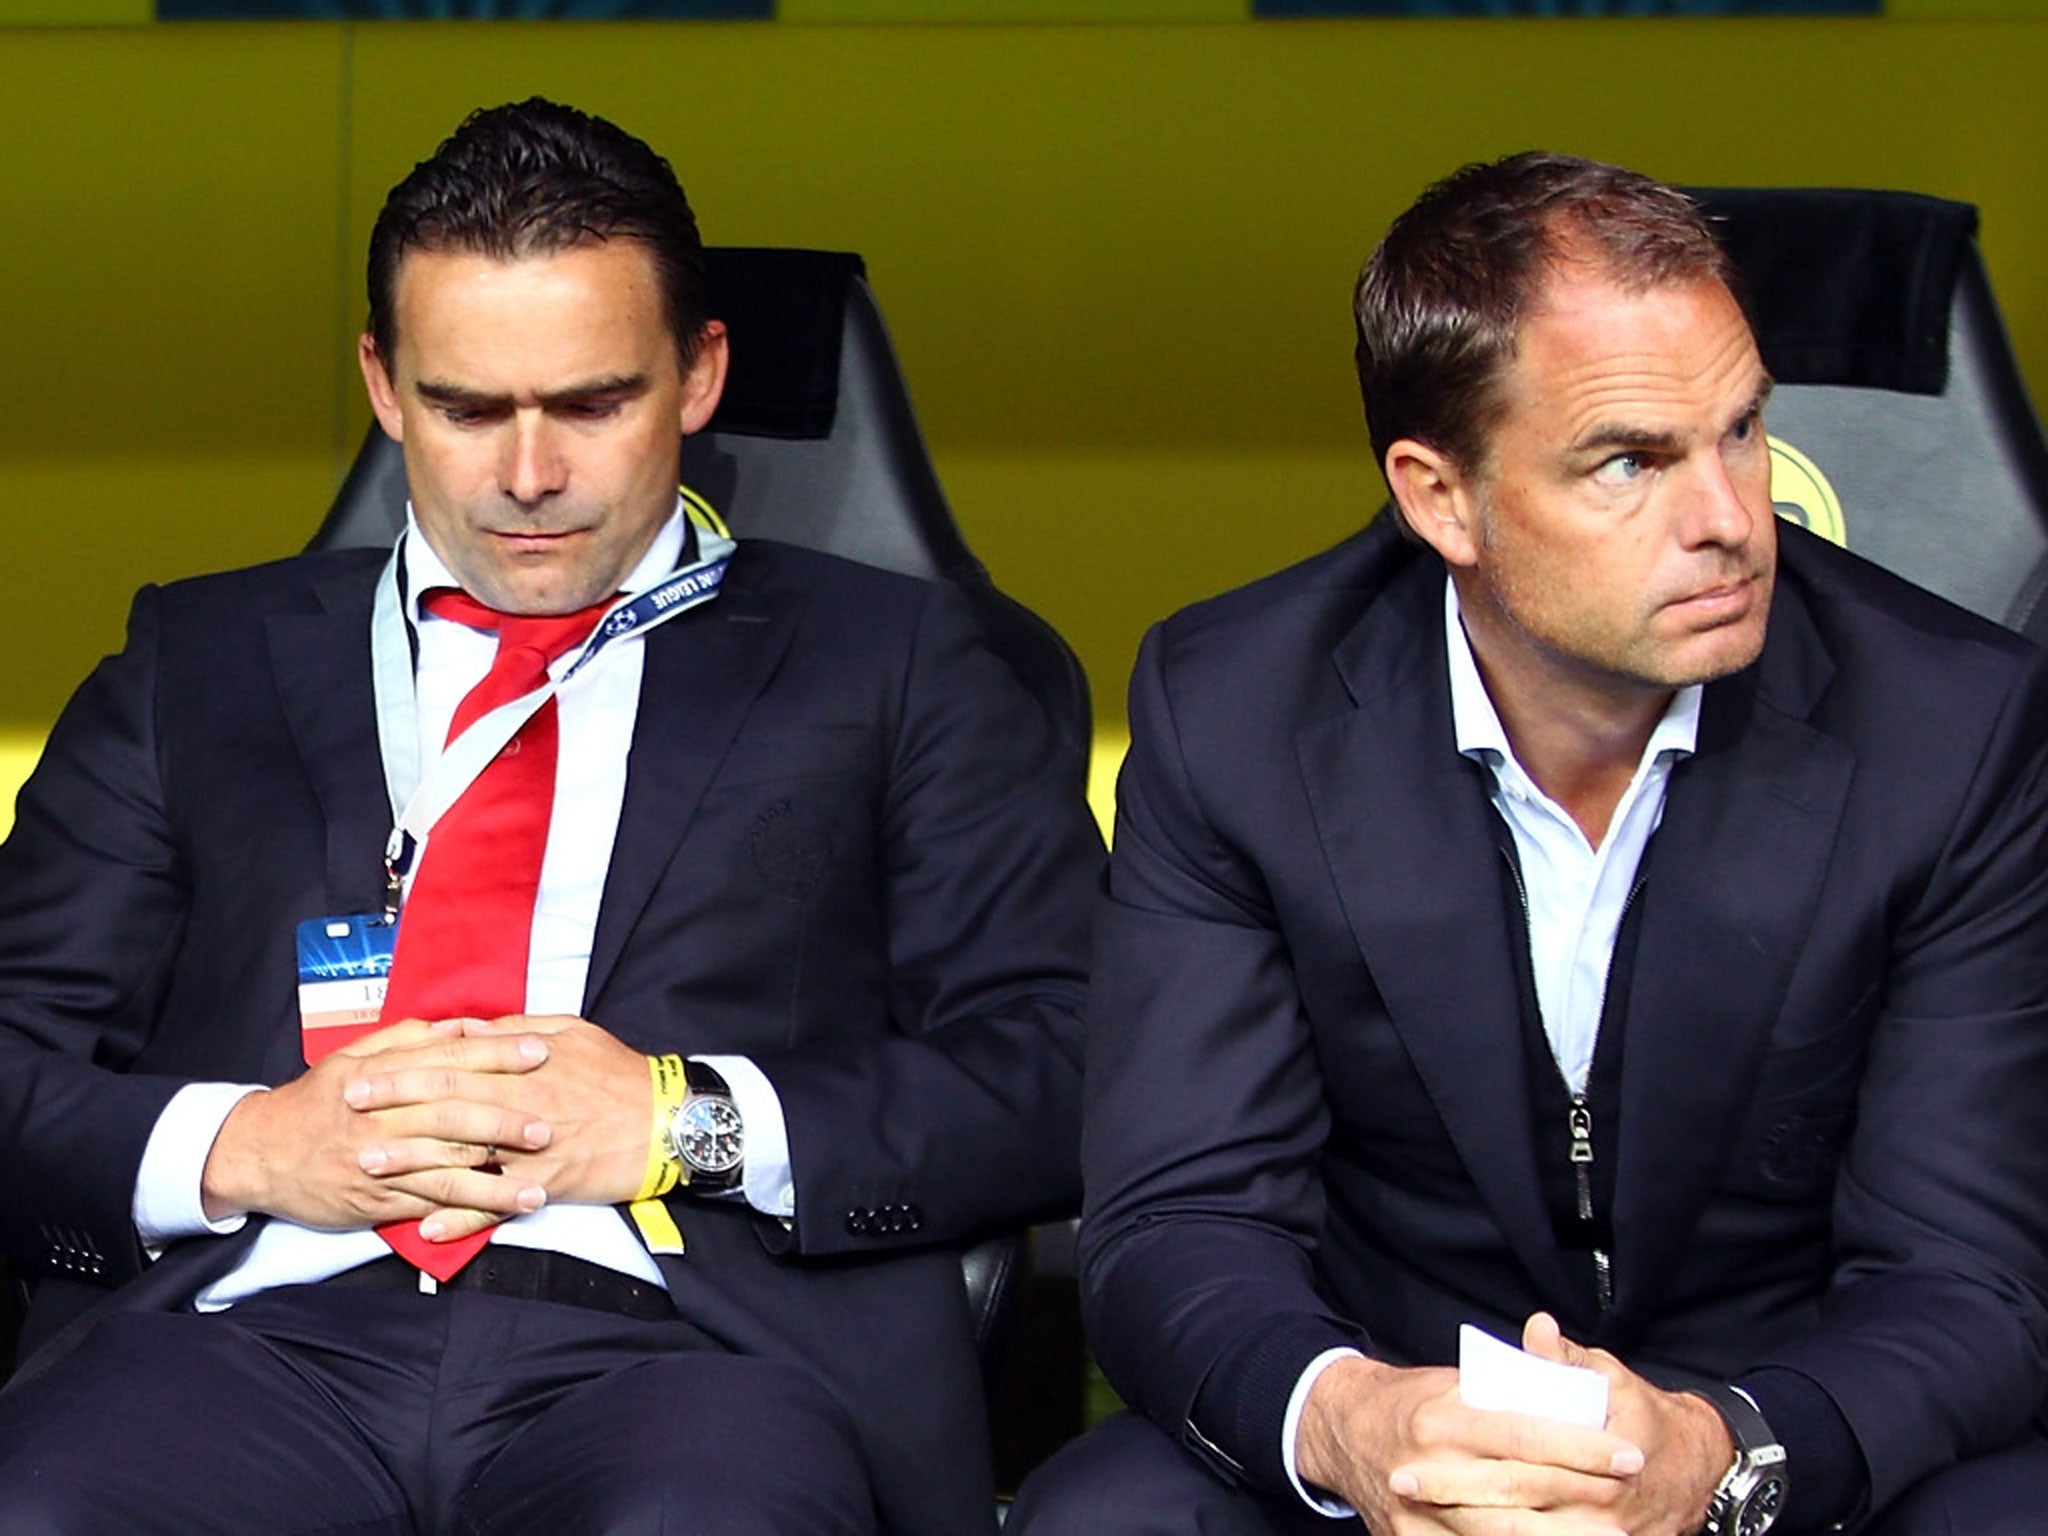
[368,519,737,918]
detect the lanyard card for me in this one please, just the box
[296,913,397,1064]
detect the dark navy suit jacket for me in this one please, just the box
[1080,517,2048,1518]
[0,536,1103,1535]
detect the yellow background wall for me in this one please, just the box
[4,16,2047,813]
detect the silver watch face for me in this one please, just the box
[1737,1476,1786,1536]
[673,1095,744,1175]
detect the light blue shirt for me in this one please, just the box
[1281,575,1701,1515]
[1442,577,1700,1092]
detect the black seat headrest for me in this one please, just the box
[1687,187,1977,395]
[702,249,865,440]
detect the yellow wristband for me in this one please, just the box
[637,1052,689,1201]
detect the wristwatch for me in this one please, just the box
[1688,1383,1789,1536]
[663,1059,744,1193]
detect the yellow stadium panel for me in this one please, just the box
[0,23,347,730]
[0,733,43,843]
[1088,728,1129,843]
[1893,0,2048,15]
[0,0,146,19]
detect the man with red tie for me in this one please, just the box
[0,98,1099,1535]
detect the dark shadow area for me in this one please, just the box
[990,1272,1089,1498]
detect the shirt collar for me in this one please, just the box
[401,499,689,625]
[1443,574,1701,768]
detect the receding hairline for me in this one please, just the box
[1470,257,1771,486]
[1540,204,1739,294]
[1443,220,1749,466]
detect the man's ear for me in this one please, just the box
[359,334,404,443]
[1385,438,1482,569]
[678,320,729,437]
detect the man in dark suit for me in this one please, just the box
[1010,153,2048,1535]
[0,99,1100,1535]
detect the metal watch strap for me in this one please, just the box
[1687,1382,1790,1536]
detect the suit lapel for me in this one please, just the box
[1297,556,1579,1302]
[268,565,394,905]
[264,561,392,1083]
[585,552,801,1005]
[1608,583,1852,1321]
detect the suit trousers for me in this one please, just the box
[1006,1408,2048,1536]
[0,1281,878,1536]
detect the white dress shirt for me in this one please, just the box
[133,506,794,1310]
[1280,576,1699,1514]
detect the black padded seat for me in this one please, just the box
[1690,188,2048,641]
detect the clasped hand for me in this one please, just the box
[1296,1313,1732,1536]
[200,1014,653,1242]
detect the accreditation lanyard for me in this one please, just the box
[368,514,737,918]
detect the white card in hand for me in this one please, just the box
[1457,1323,1609,1427]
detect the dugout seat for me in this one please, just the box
[1689,187,2048,639]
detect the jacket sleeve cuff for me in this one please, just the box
[1282,1348,1369,1517]
[1735,1365,1870,1532]
[1186,1312,1366,1494]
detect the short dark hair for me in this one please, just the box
[366,97,709,372]
[1354,151,1742,488]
